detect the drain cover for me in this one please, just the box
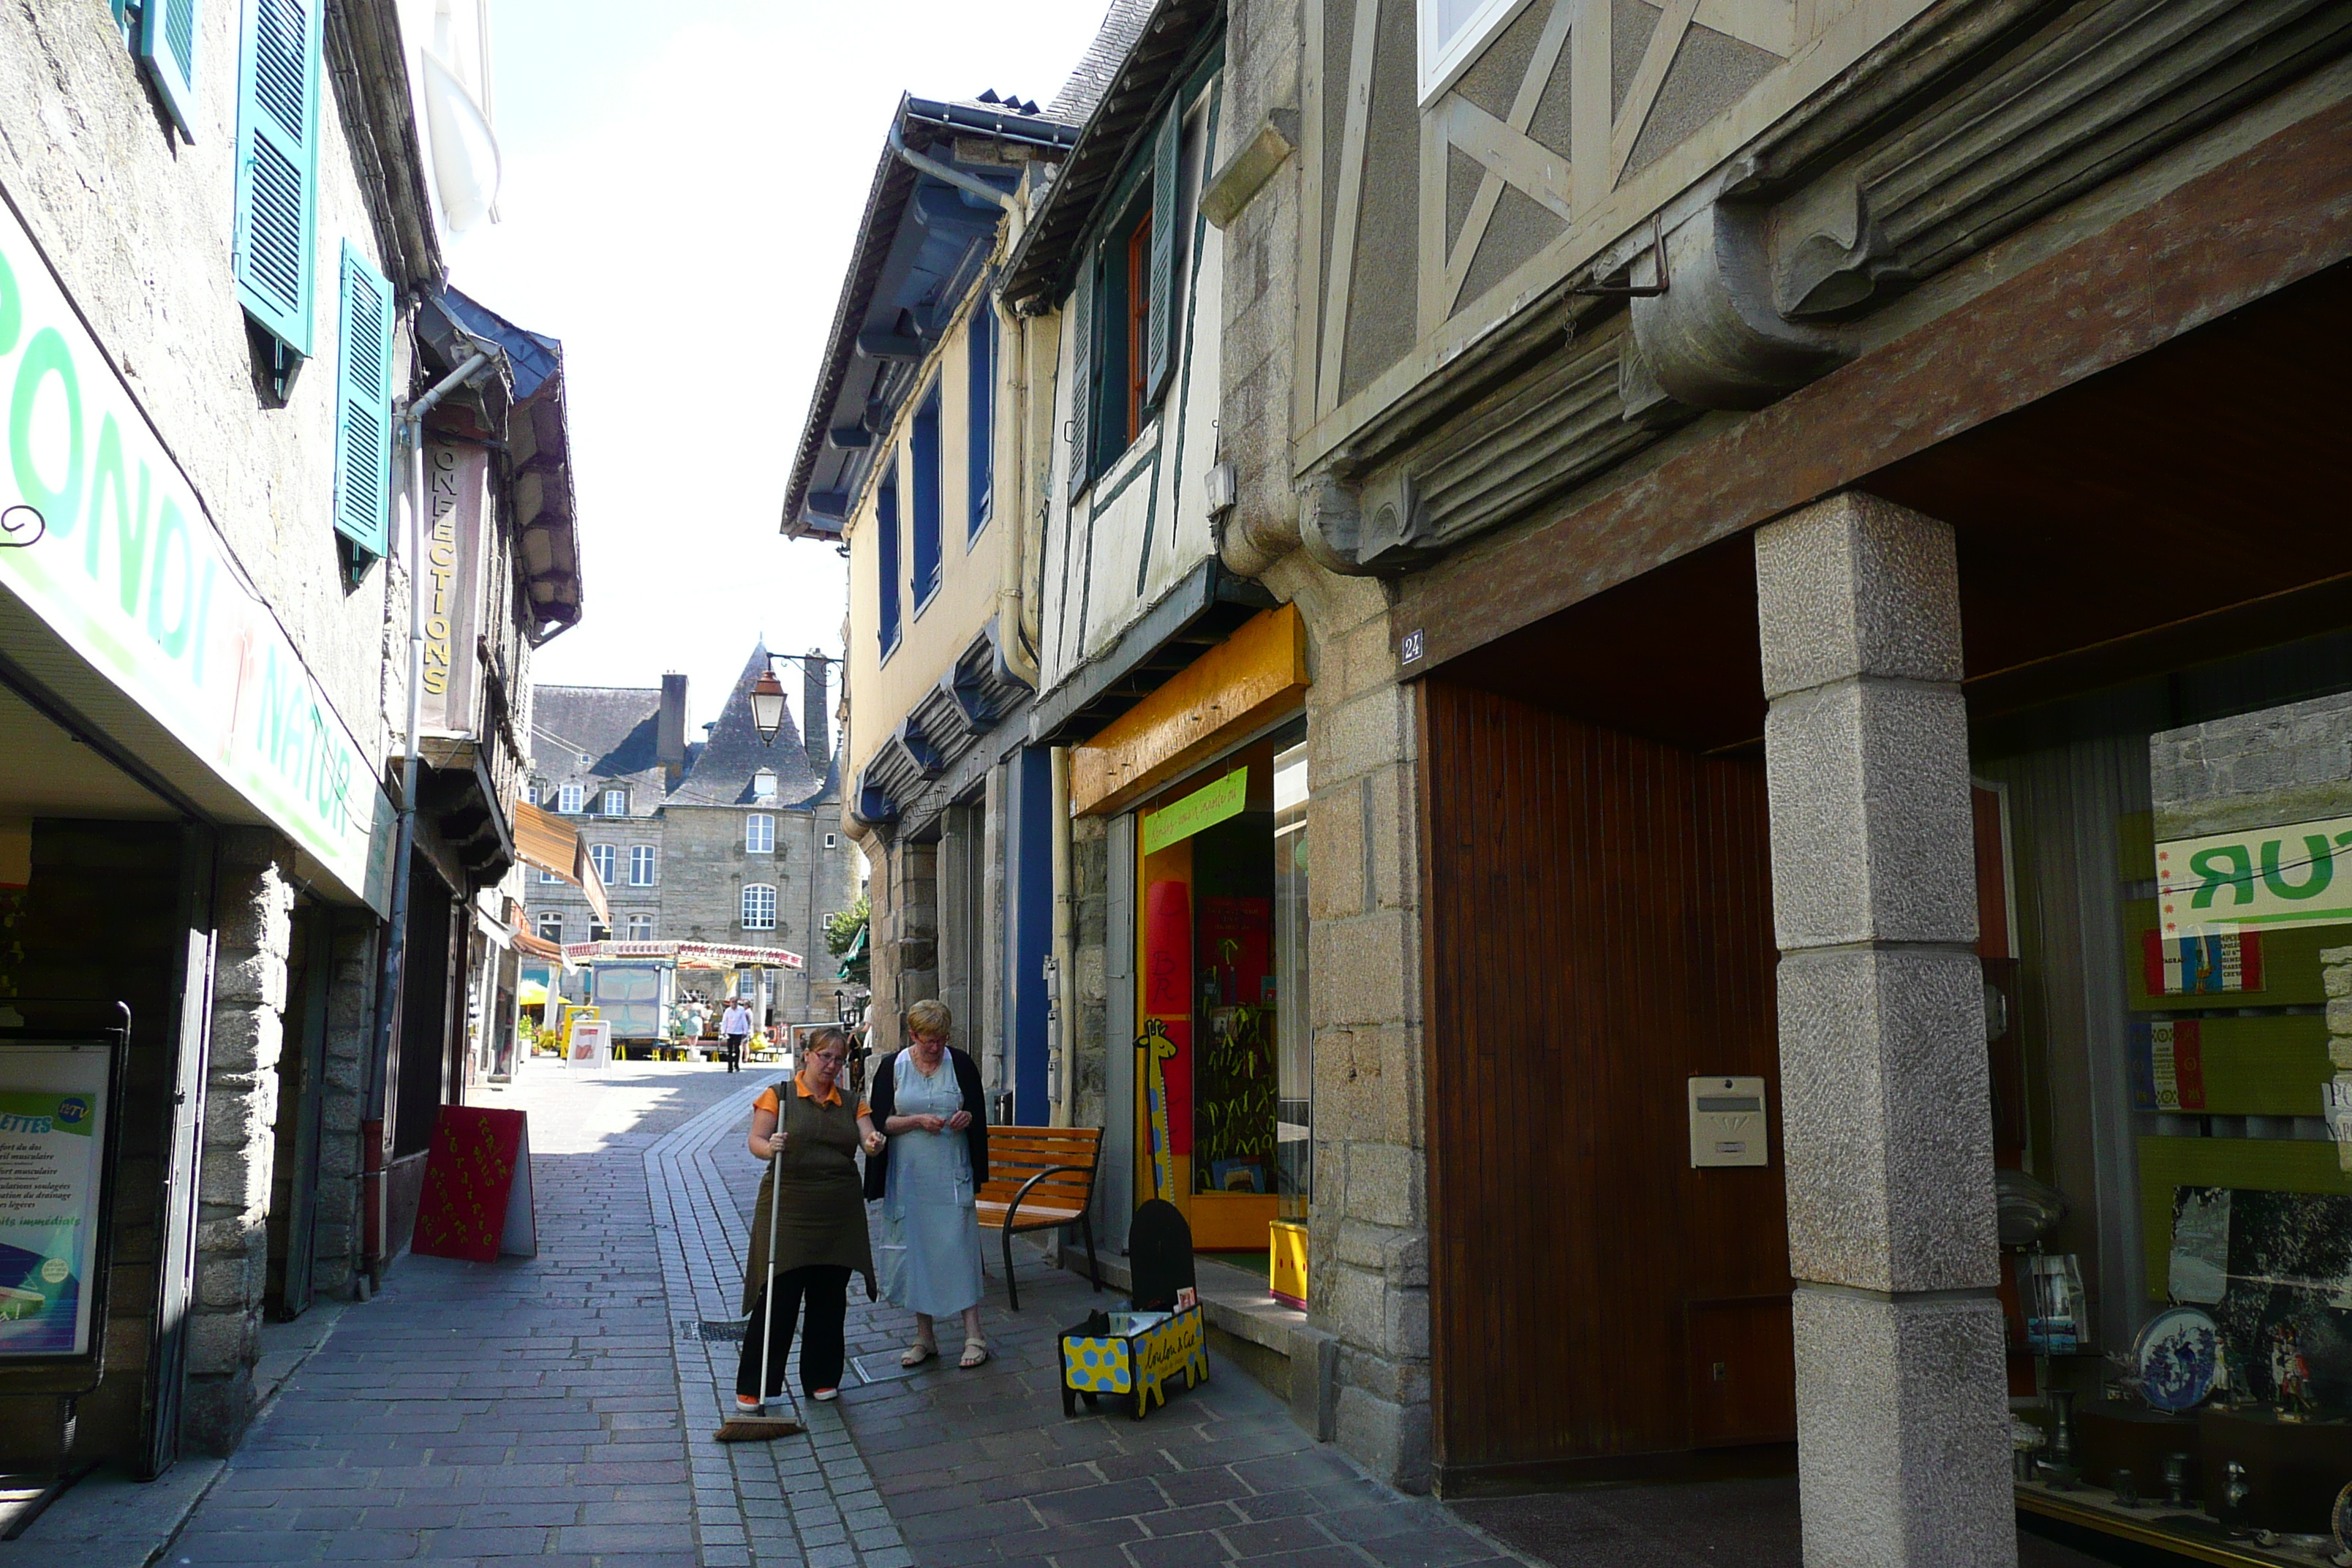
[851,1354,915,1384]
[679,1318,747,1343]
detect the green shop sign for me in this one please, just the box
[1143,769,1248,855]
[2157,813,2352,937]
[0,202,392,913]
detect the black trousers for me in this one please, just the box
[723,1033,746,1071]
[736,1265,850,1398]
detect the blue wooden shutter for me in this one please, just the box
[233,0,321,354]
[876,464,902,654]
[967,307,994,540]
[331,243,395,557]
[1066,260,1092,500]
[1145,107,1180,404]
[140,0,205,141]
[912,388,942,603]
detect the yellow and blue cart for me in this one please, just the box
[1060,1307,1208,1420]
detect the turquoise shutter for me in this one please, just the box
[1145,108,1180,405]
[233,0,321,354]
[1066,259,1093,500]
[331,243,396,557]
[140,0,205,140]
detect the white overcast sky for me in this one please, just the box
[446,0,1116,734]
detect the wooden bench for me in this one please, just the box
[976,1127,1103,1311]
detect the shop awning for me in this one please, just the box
[513,799,610,924]
[512,926,565,963]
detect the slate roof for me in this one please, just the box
[670,645,832,809]
[529,686,669,810]
[1049,0,1155,122]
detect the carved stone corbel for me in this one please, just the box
[1630,200,1852,410]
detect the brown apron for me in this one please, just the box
[742,1083,875,1312]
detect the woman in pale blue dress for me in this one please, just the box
[860,999,990,1368]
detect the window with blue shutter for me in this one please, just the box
[139,0,206,140]
[233,0,322,355]
[968,306,994,541]
[876,458,902,657]
[1145,107,1180,404]
[911,388,942,609]
[1066,261,1092,501]
[331,242,395,559]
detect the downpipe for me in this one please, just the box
[365,347,494,1278]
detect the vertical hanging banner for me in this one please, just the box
[412,1106,536,1262]
[418,443,488,733]
[0,1039,118,1360]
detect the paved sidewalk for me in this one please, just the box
[141,1060,750,1567]
[649,1076,1520,1568]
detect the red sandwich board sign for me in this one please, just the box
[412,1107,537,1262]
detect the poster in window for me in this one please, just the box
[0,1041,116,1359]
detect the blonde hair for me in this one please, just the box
[904,999,953,1041]
[803,1025,851,1060]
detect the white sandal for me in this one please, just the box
[959,1338,990,1369]
[900,1341,938,1368]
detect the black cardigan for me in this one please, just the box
[862,1045,989,1202]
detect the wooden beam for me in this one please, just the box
[1317,0,1385,418]
[1069,606,1309,816]
[1438,0,1576,321]
[1610,0,1701,184]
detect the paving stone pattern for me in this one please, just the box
[156,1060,1525,1567]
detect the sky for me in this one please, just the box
[446,0,1117,736]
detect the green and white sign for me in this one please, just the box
[0,199,393,912]
[2157,814,2352,937]
[1144,769,1248,855]
[0,1046,109,1360]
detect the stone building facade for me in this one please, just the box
[527,647,859,1022]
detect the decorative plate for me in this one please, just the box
[2135,1307,2223,1412]
[2334,1479,2352,1555]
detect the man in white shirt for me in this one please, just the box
[721,1000,753,1074]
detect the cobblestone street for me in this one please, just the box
[104,1063,1518,1568]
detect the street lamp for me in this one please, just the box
[749,670,788,745]
[747,651,841,746]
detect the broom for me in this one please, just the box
[715,1145,804,1441]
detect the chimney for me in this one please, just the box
[804,651,829,773]
[657,673,688,783]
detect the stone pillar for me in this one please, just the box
[310,918,377,1298]
[185,829,295,1455]
[1755,491,2013,1568]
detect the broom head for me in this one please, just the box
[712,1414,804,1442]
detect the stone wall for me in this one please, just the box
[2149,690,2352,840]
[186,832,296,1455]
[312,917,380,1297]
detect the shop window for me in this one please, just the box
[1130,715,1308,1256]
[601,788,626,815]
[912,388,942,609]
[536,912,563,942]
[232,0,322,357]
[747,813,774,854]
[625,913,654,941]
[742,884,777,930]
[589,843,616,884]
[628,845,655,886]
[557,783,584,814]
[968,307,994,540]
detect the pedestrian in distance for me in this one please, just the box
[859,998,992,1370]
[720,998,752,1074]
[737,1025,883,1411]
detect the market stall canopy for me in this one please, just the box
[561,940,804,970]
[517,979,549,1006]
[513,798,609,924]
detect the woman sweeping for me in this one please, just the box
[737,1026,881,1409]
[861,999,992,1369]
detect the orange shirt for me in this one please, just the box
[754,1075,870,1117]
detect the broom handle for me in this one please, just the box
[758,1141,782,1403]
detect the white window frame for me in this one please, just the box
[628,845,656,886]
[537,913,563,941]
[538,867,560,883]
[589,843,617,884]
[625,913,654,941]
[752,769,778,802]
[557,782,584,814]
[823,832,838,849]
[746,813,774,854]
[742,884,777,930]
[1417,0,1535,105]
[602,788,627,815]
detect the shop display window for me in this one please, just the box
[1979,641,2352,1545]
[1134,717,1308,1256]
